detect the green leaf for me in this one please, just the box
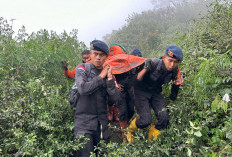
[194,131,202,137]
[187,148,192,156]
[226,131,232,139]
[220,101,228,113]
[189,121,194,127]
[211,94,220,112]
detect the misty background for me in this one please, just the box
[1,0,232,156]
[0,0,205,46]
[0,0,153,45]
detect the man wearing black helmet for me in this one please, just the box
[126,45,184,142]
[74,40,120,156]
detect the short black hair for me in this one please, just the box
[82,50,90,56]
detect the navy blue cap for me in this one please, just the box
[90,40,109,55]
[165,45,183,61]
[132,48,142,57]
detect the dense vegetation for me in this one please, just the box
[0,23,87,156]
[0,0,231,156]
[103,0,210,57]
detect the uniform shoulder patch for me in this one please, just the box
[77,65,85,72]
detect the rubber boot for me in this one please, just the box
[108,105,114,121]
[126,117,138,142]
[148,124,161,141]
[119,120,128,142]
[113,106,119,121]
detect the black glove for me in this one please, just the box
[144,59,152,71]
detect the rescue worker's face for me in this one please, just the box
[90,50,108,69]
[163,55,179,71]
[82,54,90,63]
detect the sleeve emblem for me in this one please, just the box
[77,65,85,72]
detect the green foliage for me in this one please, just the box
[101,0,232,156]
[175,0,232,156]
[0,18,87,156]
[1,0,232,156]
[103,0,210,57]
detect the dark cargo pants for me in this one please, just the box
[117,89,135,121]
[134,89,170,130]
[74,123,108,157]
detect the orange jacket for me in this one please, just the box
[64,67,76,78]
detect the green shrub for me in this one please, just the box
[0,18,87,156]
[1,0,231,156]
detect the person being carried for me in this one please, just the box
[107,44,138,142]
[126,45,184,142]
[74,40,120,157]
[62,49,90,78]
[107,44,127,122]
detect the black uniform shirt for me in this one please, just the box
[74,63,120,137]
[135,59,180,100]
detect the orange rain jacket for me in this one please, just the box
[64,45,146,77]
[104,45,146,74]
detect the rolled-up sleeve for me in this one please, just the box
[75,65,104,95]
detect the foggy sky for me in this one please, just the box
[0,0,154,46]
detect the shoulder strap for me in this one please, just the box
[84,63,92,77]
[73,63,91,88]
[152,58,162,71]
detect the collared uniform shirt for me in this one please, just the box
[74,63,120,139]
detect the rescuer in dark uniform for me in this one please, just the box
[126,45,184,142]
[74,40,120,156]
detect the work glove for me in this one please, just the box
[62,61,68,70]
[144,59,152,71]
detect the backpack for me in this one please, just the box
[69,63,92,108]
